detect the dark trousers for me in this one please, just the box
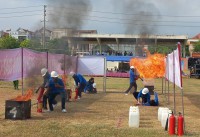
[78,83,86,97]
[48,91,66,111]
[125,82,137,93]
[43,94,57,109]
[13,80,19,90]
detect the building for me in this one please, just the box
[9,28,33,42]
[33,27,52,46]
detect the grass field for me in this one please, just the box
[0,76,200,137]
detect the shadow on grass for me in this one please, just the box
[34,92,106,119]
[185,94,200,109]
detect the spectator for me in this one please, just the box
[124,51,127,56]
[13,80,19,90]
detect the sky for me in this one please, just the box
[0,0,200,38]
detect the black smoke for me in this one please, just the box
[113,0,160,35]
[47,0,92,30]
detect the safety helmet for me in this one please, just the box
[51,71,59,78]
[130,66,134,69]
[69,71,75,76]
[93,83,96,88]
[142,88,149,95]
[41,68,48,76]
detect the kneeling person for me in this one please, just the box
[46,71,66,113]
[85,77,97,93]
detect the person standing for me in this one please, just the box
[124,66,137,95]
[13,80,19,90]
[46,71,66,112]
[70,72,87,99]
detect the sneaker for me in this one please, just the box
[53,104,57,108]
[78,96,81,99]
[62,109,67,113]
[43,109,52,113]
[125,93,128,95]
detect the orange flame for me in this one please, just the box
[130,53,166,78]
[12,89,33,101]
[61,75,67,86]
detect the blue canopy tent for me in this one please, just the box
[105,56,134,62]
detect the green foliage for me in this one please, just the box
[46,38,69,54]
[148,45,176,55]
[20,39,31,48]
[194,41,200,52]
[0,36,20,49]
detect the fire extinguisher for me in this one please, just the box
[74,88,78,100]
[168,111,175,135]
[177,112,184,136]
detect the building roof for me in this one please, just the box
[192,33,200,39]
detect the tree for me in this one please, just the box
[194,41,200,52]
[20,39,31,48]
[148,45,176,55]
[0,36,20,49]
[46,38,69,54]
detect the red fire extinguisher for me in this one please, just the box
[168,111,175,135]
[74,88,78,100]
[177,112,184,136]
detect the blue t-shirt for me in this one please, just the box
[73,73,87,86]
[130,69,135,83]
[48,77,65,94]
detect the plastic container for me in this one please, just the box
[161,108,169,128]
[129,106,139,128]
[158,107,169,121]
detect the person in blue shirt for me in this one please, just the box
[124,66,137,95]
[70,72,87,99]
[45,71,66,113]
[137,88,151,106]
[149,92,159,106]
[85,77,97,93]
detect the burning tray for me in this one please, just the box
[5,99,31,120]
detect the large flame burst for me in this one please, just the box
[130,53,166,78]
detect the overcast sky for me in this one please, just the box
[0,0,200,38]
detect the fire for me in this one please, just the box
[61,75,67,86]
[12,89,33,101]
[130,53,166,78]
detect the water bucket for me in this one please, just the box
[129,106,139,128]
[161,108,169,128]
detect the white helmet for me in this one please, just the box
[93,83,96,88]
[130,66,134,69]
[142,88,149,95]
[41,68,48,76]
[69,71,75,76]
[51,71,59,78]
